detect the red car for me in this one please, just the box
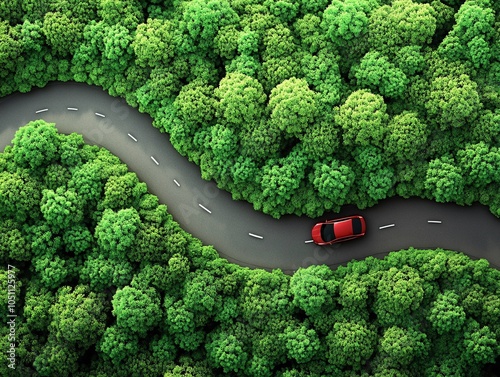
[312,215,366,245]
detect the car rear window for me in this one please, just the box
[352,217,362,235]
[321,224,335,242]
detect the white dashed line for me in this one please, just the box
[428,220,442,224]
[305,240,314,244]
[35,108,48,114]
[127,133,138,142]
[174,179,180,187]
[379,224,395,230]
[67,107,78,111]
[249,233,263,239]
[95,112,105,118]
[150,156,159,165]
[199,204,212,214]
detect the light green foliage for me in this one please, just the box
[368,0,436,53]
[80,253,134,290]
[385,112,428,162]
[379,326,429,366]
[426,74,481,129]
[290,265,337,316]
[214,72,267,127]
[312,159,355,208]
[463,321,498,364]
[112,286,162,337]
[427,290,466,334]
[457,142,500,188]
[100,172,147,210]
[374,266,424,326]
[394,45,426,76]
[11,120,61,170]
[181,0,239,53]
[98,0,143,30]
[33,255,69,290]
[95,208,141,259]
[133,18,176,69]
[98,325,140,365]
[173,79,217,126]
[326,321,377,369]
[0,221,31,262]
[353,51,408,98]
[0,171,41,223]
[23,284,54,332]
[63,224,93,255]
[268,77,317,138]
[335,89,388,148]
[294,14,328,54]
[41,187,83,232]
[425,156,465,203]
[240,119,282,162]
[42,12,84,56]
[206,332,248,373]
[33,338,80,377]
[0,21,22,77]
[49,285,108,349]
[285,324,321,364]
[240,269,291,330]
[322,0,377,45]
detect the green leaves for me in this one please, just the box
[41,188,83,232]
[335,89,388,148]
[427,291,466,335]
[112,286,162,337]
[268,77,317,138]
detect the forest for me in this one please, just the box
[0,121,499,376]
[1,0,500,375]
[1,0,499,218]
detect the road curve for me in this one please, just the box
[0,82,499,273]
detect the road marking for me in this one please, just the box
[305,240,314,244]
[127,133,138,142]
[67,107,78,111]
[379,224,395,230]
[199,204,212,214]
[150,156,159,165]
[35,108,48,114]
[95,112,105,118]
[428,220,442,224]
[249,233,263,239]
[174,179,180,187]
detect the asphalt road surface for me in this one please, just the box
[0,82,498,273]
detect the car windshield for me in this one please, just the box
[321,224,335,242]
[352,218,362,235]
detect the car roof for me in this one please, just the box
[334,219,353,239]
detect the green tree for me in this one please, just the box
[326,321,377,369]
[98,325,140,365]
[33,338,80,377]
[63,224,93,255]
[374,266,424,326]
[49,285,108,349]
[425,74,481,130]
[206,332,248,374]
[368,0,436,54]
[95,208,141,259]
[321,0,376,46]
[311,159,355,211]
[353,51,408,98]
[112,286,162,337]
[268,77,317,138]
[463,320,498,365]
[285,323,321,364]
[427,290,466,335]
[40,187,83,232]
[80,253,134,290]
[335,89,389,148]
[0,21,22,80]
[457,142,500,188]
[0,170,41,223]
[385,111,428,163]
[133,18,176,69]
[97,0,143,30]
[11,120,61,170]
[100,172,147,211]
[214,72,267,128]
[425,156,465,203]
[290,265,338,317]
[42,12,84,56]
[379,326,429,366]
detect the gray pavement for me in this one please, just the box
[0,82,499,273]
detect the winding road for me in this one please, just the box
[0,82,499,273]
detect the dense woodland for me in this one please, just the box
[1,0,500,376]
[0,0,499,218]
[0,121,499,376]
